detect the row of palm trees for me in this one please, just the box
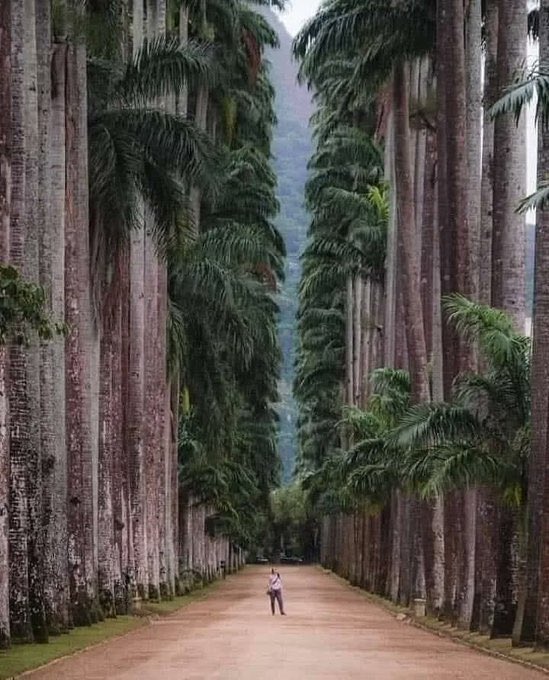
[0,0,284,649]
[294,0,549,647]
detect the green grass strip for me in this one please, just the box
[0,581,222,679]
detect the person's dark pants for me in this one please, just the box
[270,589,285,615]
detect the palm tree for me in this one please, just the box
[0,0,285,644]
[490,0,549,647]
[491,0,527,332]
[87,31,219,603]
[528,0,549,649]
[394,296,529,634]
[8,0,34,643]
[164,0,285,582]
[294,0,438,610]
[0,0,10,649]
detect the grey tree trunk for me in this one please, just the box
[360,279,372,406]
[44,40,69,633]
[23,0,47,642]
[144,235,160,598]
[8,0,33,643]
[128,0,147,602]
[490,0,527,638]
[515,0,549,646]
[128,226,147,598]
[480,1,498,308]
[352,274,363,406]
[392,62,429,404]
[35,0,56,642]
[465,0,482,304]
[491,0,527,330]
[0,0,11,648]
[383,112,397,368]
[98,289,116,615]
[474,0,499,639]
[65,42,98,625]
[345,275,354,406]
[156,261,169,597]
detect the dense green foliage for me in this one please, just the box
[270,483,318,560]
[304,297,530,513]
[294,54,387,476]
[0,265,64,345]
[168,0,286,548]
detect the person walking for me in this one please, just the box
[267,569,286,616]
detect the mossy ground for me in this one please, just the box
[0,581,221,679]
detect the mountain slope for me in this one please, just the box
[265,10,312,482]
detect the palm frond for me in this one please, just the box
[120,37,218,103]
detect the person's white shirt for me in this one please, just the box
[269,573,282,591]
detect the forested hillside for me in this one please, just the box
[265,10,313,481]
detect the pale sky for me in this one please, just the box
[278,0,321,36]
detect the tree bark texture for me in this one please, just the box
[0,0,11,648]
[8,0,32,642]
[491,0,527,331]
[65,42,98,625]
[523,0,549,646]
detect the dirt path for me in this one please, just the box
[27,566,544,679]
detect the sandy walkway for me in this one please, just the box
[26,566,544,679]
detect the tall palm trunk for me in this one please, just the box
[391,63,429,404]
[0,337,7,647]
[32,0,56,643]
[436,57,471,653]
[491,0,527,329]
[480,1,498,308]
[392,63,430,608]
[175,4,192,584]
[491,0,527,638]
[461,0,482,628]
[0,0,11,648]
[517,0,549,647]
[352,274,362,406]
[383,112,397,368]
[345,276,354,406]
[0,0,9,254]
[420,107,444,614]
[168,375,179,593]
[65,41,97,625]
[156,261,169,597]
[144,236,160,598]
[128,0,147,601]
[112,272,128,613]
[97,281,116,615]
[8,0,33,643]
[466,0,482,304]
[128,226,147,598]
[23,0,45,642]
[44,41,69,633]
[473,0,499,637]
[360,279,372,406]
[438,0,475,627]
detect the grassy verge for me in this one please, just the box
[0,581,222,679]
[322,567,549,676]
[0,617,143,679]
